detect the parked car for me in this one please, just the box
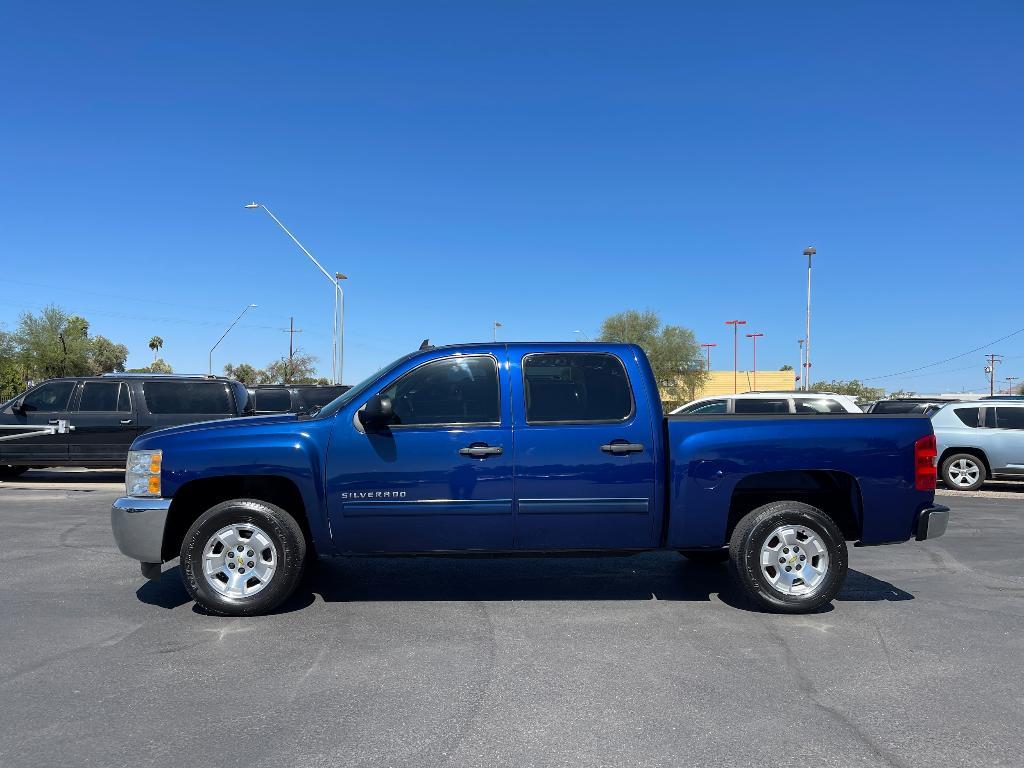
[670,391,862,415]
[864,398,958,415]
[248,384,351,415]
[933,400,1024,490]
[110,342,946,616]
[0,374,252,476]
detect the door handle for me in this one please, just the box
[120,419,133,425]
[48,419,60,425]
[458,444,504,458]
[600,442,645,455]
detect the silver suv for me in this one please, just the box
[932,401,1024,490]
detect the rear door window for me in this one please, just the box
[77,382,131,412]
[523,353,633,423]
[996,407,1024,430]
[734,398,790,414]
[681,399,728,414]
[794,398,846,413]
[142,381,233,415]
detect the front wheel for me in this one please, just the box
[180,498,307,616]
[941,453,986,491]
[728,501,848,613]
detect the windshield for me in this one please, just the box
[313,351,420,418]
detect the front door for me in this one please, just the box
[327,351,515,552]
[0,380,76,465]
[511,350,659,550]
[68,381,138,465]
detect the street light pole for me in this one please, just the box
[246,202,345,384]
[493,321,502,342]
[803,246,816,391]
[746,332,764,390]
[797,338,805,387]
[700,342,718,372]
[209,304,257,376]
[725,320,747,393]
[335,272,347,384]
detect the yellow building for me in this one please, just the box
[662,370,797,411]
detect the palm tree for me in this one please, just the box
[148,336,164,362]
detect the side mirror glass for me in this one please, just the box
[12,398,26,414]
[358,395,394,429]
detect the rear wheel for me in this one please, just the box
[180,498,306,616]
[941,453,986,491]
[729,501,848,613]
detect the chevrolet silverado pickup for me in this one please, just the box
[111,342,949,616]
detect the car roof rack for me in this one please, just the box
[100,373,222,379]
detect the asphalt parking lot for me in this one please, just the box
[1,471,1022,768]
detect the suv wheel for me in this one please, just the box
[941,453,986,491]
[729,501,848,613]
[180,499,307,616]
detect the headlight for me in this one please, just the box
[126,450,162,497]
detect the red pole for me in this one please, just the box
[725,321,746,393]
[746,332,764,391]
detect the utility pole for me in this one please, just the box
[746,332,764,390]
[1006,376,1019,395]
[700,343,718,372]
[985,354,1003,397]
[725,320,747,393]
[803,246,817,391]
[282,317,303,384]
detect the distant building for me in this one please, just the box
[662,370,796,410]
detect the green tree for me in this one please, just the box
[16,306,93,378]
[886,389,916,399]
[0,328,25,402]
[262,351,319,384]
[223,362,262,387]
[127,359,173,374]
[599,309,706,406]
[780,364,794,371]
[810,379,884,401]
[89,336,129,374]
[148,336,164,362]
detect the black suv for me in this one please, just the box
[247,384,350,415]
[0,374,252,476]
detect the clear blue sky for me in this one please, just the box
[2,2,1022,394]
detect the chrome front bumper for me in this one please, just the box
[915,504,950,541]
[111,496,171,567]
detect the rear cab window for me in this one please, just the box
[142,381,234,415]
[522,353,633,423]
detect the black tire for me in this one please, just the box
[0,465,28,479]
[940,453,986,491]
[728,501,848,614]
[679,548,729,565]
[180,498,307,616]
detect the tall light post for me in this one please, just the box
[246,202,345,384]
[493,321,502,342]
[803,246,816,391]
[209,304,257,376]
[335,272,347,384]
[725,320,747,393]
[746,332,764,390]
[797,338,805,387]
[700,342,717,372]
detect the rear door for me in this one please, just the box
[68,381,137,464]
[511,350,658,550]
[0,380,76,464]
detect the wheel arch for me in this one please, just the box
[725,470,863,542]
[162,475,313,562]
[939,447,991,476]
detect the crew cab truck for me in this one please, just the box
[111,342,949,616]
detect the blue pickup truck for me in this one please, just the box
[111,342,948,615]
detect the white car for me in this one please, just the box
[671,391,863,415]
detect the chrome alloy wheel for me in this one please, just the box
[946,457,981,488]
[202,523,278,598]
[759,524,829,596]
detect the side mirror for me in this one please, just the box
[11,398,26,414]
[358,395,394,429]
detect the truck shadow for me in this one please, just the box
[137,553,913,615]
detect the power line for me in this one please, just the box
[863,326,1024,381]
